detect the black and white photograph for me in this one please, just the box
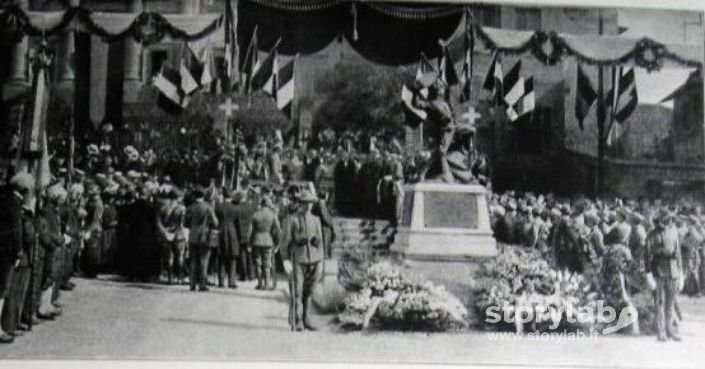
[0,0,703,368]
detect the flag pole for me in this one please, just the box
[596,11,607,196]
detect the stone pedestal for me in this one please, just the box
[391,182,497,261]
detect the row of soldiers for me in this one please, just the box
[0,172,83,344]
[490,192,698,342]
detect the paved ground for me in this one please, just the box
[1,275,703,368]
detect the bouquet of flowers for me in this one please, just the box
[474,247,601,333]
[338,261,468,332]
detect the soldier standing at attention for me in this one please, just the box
[283,190,324,331]
[646,209,684,342]
[248,196,280,290]
[184,187,218,292]
[0,173,33,343]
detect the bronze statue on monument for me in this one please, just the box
[411,78,479,184]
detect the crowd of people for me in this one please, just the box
[489,192,700,341]
[4,121,694,342]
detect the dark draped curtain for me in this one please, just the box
[237,0,464,65]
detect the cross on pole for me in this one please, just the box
[219,97,239,118]
[461,105,482,125]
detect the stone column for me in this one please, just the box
[56,0,80,102]
[122,0,143,103]
[3,0,30,99]
[60,0,81,81]
[180,0,200,15]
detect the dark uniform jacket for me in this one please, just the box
[184,199,218,246]
[215,201,242,257]
[0,191,23,259]
[39,206,63,252]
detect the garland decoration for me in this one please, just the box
[0,2,701,69]
[0,5,223,45]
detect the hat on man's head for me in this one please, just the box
[9,172,34,191]
[656,208,675,223]
[297,189,317,203]
[47,183,67,200]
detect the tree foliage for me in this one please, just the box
[313,61,413,135]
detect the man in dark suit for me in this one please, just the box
[215,191,241,289]
[282,190,324,331]
[235,191,256,282]
[184,188,218,292]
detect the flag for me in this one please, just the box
[502,60,523,106]
[262,53,278,96]
[240,25,259,95]
[482,52,503,100]
[460,12,475,103]
[275,58,296,116]
[401,84,427,128]
[23,63,50,154]
[179,44,202,95]
[416,52,437,88]
[200,46,217,87]
[224,0,239,90]
[575,64,597,130]
[439,44,459,87]
[606,67,638,123]
[506,77,535,122]
[153,65,185,110]
[250,40,280,94]
[37,132,51,189]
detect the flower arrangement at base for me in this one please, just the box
[338,261,469,332]
[474,247,603,333]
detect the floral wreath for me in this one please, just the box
[634,39,666,72]
[132,13,166,45]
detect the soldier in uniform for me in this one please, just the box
[282,190,324,331]
[184,187,218,292]
[81,185,103,278]
[37,184,67,320]
[248,196,281,290]
[646,209,684,342]
[0,173,33,343]
[157,190,187,285]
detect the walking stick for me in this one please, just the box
[288,267,295,331]
[288,256,297,331]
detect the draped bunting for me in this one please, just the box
[0,1,701,70]
[0,6,223,44]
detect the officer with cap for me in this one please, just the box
[282,190,324,331]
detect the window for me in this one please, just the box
[472,5,501,28]
[150,50,168,76]
[515,8,542,30]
